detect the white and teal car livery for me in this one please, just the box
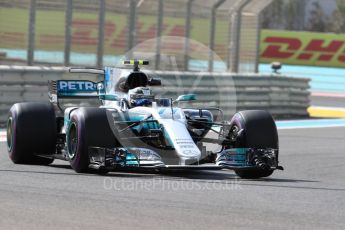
[6,60,283,178]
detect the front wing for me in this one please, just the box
[87,146,284,171]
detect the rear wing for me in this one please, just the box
[48,64,154,106]
[69,68,104,75]
[48,80,99,99]
[49,67,105,101]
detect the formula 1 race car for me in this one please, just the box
[6,60,283,178]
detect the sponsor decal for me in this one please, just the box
[221,149,247,162]
[175,139,194,145]
[181,149,199,156]
[127,148,162,161]
[260,30,345,68]
[57,80,96,92]
[179,145,196,149]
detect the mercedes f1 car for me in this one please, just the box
[6,60,283,178]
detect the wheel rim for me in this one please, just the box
[68,123,78,159]
[6,117,13,151]
[229,125,240,142]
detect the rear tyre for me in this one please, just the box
[67,108,119,173]
[229,110,278,179]
[7,103,56,165]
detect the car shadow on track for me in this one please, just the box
[158,171,320,184]
[108,169,319,184]
[49,164,240,181]
[49,163,240,181]
[0,168,165,179]
[0,167,325,191]
[43,163,322,183]
[239,180,345,192]
[0,163,320,184]
[256,178,318,183]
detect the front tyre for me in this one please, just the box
[67,108,119,173]
[7,103,56,165]
[229,110,278,179]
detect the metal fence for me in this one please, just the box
[0,0,273,72]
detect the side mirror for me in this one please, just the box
[148,78,161,86]
[175,94,196,102]
[97,82,105,92]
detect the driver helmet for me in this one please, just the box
[128,87,154,107]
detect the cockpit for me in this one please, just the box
[103,60,170,109]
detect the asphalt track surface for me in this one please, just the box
[0,125,345,230]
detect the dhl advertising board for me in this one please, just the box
[0,8,215,56]
[260,30,345,68]
[1,7,345,68]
